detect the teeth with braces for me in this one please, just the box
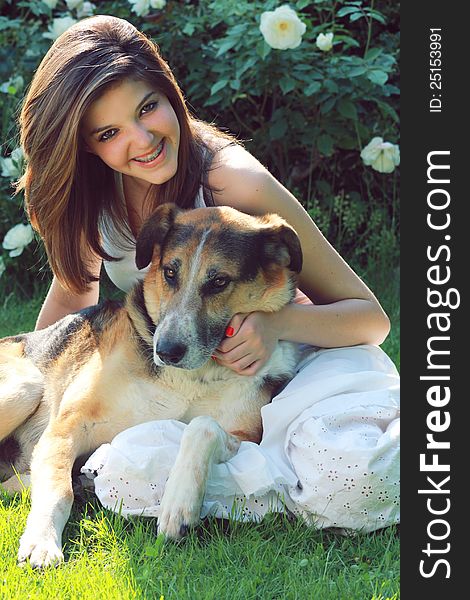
[134,139,164,163]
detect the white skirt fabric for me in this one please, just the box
[81,344,400,533]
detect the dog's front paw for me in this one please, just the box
[158,474,203,540]
[18,531,64,568]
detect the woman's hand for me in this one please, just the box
[213,311,281,376]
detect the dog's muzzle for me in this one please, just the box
[155,339,188,366]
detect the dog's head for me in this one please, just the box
[133,203,302,370]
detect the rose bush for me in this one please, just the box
[0,0,399,296]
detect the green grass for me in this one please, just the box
[1,490,399,600]
[0,291,45,337]
[0,275,400,600]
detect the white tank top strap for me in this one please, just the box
[194,185,206,208]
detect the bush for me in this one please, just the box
[0,0,399,297]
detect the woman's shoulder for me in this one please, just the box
[210,143,266,179]
[208,144,278,212]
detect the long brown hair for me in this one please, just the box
[16,15,236,295]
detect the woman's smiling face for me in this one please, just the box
[83,78,180,187]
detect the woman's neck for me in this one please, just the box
[122,174,157,237]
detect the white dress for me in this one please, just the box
[82,183,400,533]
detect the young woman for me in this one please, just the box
[18,15,399,532]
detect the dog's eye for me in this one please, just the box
[212,277,229,289]
[203,275,231,295]
[163,267,177,283]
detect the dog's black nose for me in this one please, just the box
[156,340,187,365]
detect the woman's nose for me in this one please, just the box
[132,122,154,147]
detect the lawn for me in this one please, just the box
[0,271,400,600]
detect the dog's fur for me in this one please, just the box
[0,203,302,567]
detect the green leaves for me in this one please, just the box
[214,23,249,57]
[210,79,228,96]
[364,48,383,61]
[0,17,22,31]
[215,37,240,57]
[367,70,388,85]
[182,22,196,36]
[304,81,322,96]
[279,76,296,95]
[337,98,358,120]
[337,3,387,25]
[269,109,288,141]
[269,120,288,141]
[316,133,334,156]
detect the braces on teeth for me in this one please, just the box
[135,140,164,162]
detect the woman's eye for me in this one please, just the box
[99,128,118,142]
[141,101,158,116]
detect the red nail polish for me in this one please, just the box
[225,326,235,337]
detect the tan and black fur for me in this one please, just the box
[0,203,302,567]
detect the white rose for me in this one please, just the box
[65,0,83,9]
[0,147,24,179]
[42,0,59,8]
[259,5,307,50]
[361,137,400,174]
[129,0,150,17]
[150,0,166,8]
[43,16,77,41]
[0,256,5,278]
[77,1,95,18]
[2,224,34,258]
[316,32,334,52]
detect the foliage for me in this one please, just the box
[0,0,399,297]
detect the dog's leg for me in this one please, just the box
[158,415,241,539]
[17,423,81,568]
[0,356,43,441]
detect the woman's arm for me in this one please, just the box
[271,299,389,347]
[35,276,100,330]
[209,145,390,373]
[35,252,102,330]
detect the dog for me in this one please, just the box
[0,203,302,568]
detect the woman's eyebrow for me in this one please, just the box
[89,91,158,136]
[137,90,158,109]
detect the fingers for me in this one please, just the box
[213,312,272,376]
[213,336,267,374]
[212,353,263,376]
[235,360,263,376]
[226,313,247,336]
[216,351,262,372]
[217,313,247,353]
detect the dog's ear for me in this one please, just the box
[260,216,303,273]
[135,203,180,270]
